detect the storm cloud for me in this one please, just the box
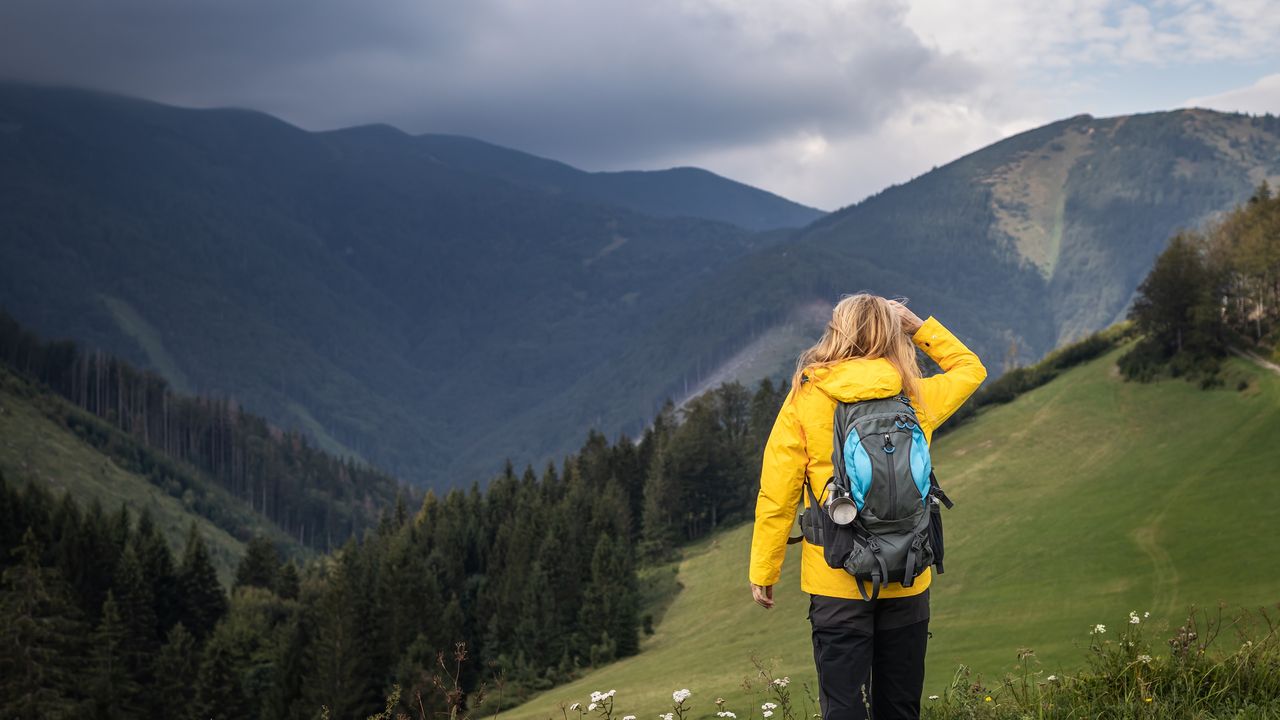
[0,1,977,181]
[3,0,1278,208]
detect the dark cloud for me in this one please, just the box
[0,0,980,170]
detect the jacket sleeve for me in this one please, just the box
[749,390,808,587]
[912,316,988,431]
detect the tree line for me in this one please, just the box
[1121,183,1280,383]
[0,311,403,551]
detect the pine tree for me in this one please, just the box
[0,528,85,719]
[152,622,200,720]
[304,542,382,719]
[233,535,280,592]
[87,591,142,719]
[276,561,301,600]
[640,444,681,558]
[177,523,227,641]
[193,627,250,720]
[577,535,618,665]
[1129,233,1220,357]
[114,545,159,662]
[135,514,181,635]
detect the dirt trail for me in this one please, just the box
[1133,520,1180,621]
[1230,347,1280,376]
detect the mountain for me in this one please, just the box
[560,109,1280,437]
[3,82,1278,488]
[498,343,1280,718]
[0,83,805,485]
[406,133,826,230]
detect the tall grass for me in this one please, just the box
[481,605,1280,720]
[925,605,1280,718]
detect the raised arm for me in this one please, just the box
[910,316,988,431]
[748,391,808,598]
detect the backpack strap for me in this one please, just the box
[902,535,924,588]
[927,471,954,509]
[787,478,824,545]
[856,536,887,601]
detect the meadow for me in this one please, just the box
[499,346,1280,720]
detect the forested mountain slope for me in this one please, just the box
[0,83,790,485]
[0,312,403,554]
[4,82,1277,488]
[0,366,252,581]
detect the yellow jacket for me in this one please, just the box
[749,316,987,599]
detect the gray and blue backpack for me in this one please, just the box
[794,394,953,600]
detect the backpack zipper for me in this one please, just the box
[883,432,897,519]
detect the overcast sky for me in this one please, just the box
[2,0,1278,209]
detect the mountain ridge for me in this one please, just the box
[3,81,1278,487]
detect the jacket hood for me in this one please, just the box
[805,358,902,403]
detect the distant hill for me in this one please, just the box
[0,83,802,485]
[499,344,1280,719]
[406,133,826,230]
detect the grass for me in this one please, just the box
[0,367,246,583]
[499,347,1280,720]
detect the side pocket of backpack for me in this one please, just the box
[927,501,945,574]
[799,508,824,547]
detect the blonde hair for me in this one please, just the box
[791,293,923,403]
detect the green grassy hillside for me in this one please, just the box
[500,346,1280,719]
[0,367,262,583]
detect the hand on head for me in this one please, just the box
[886,299,924,336]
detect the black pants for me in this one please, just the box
[809,590,929,720]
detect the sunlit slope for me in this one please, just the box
[501,348,1280,719]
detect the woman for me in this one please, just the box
[748,294,986,720]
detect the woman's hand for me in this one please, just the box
[887,299,924,335]
[750,583,774,609]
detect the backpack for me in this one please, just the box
[793,394,954,600]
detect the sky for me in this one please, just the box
[1,0,1278,210]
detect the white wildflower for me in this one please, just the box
[1129,611,1141,625]
[762,712,773,718]
[591,692,604,703]
[1143,611,1150,618]
[927,695,939,701]
[1137,654,1152,664]
[1046,675,1058,682]
[608,691,617,698]
[771,677,791,688]
[588,704,598,712]
[659,714,673,720]
[570,704,581,712]
[622,716,635,720]
[672,689,691,704]
[761,703,778,711]
[716,713,737,719]
[1091,624,1106,635]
